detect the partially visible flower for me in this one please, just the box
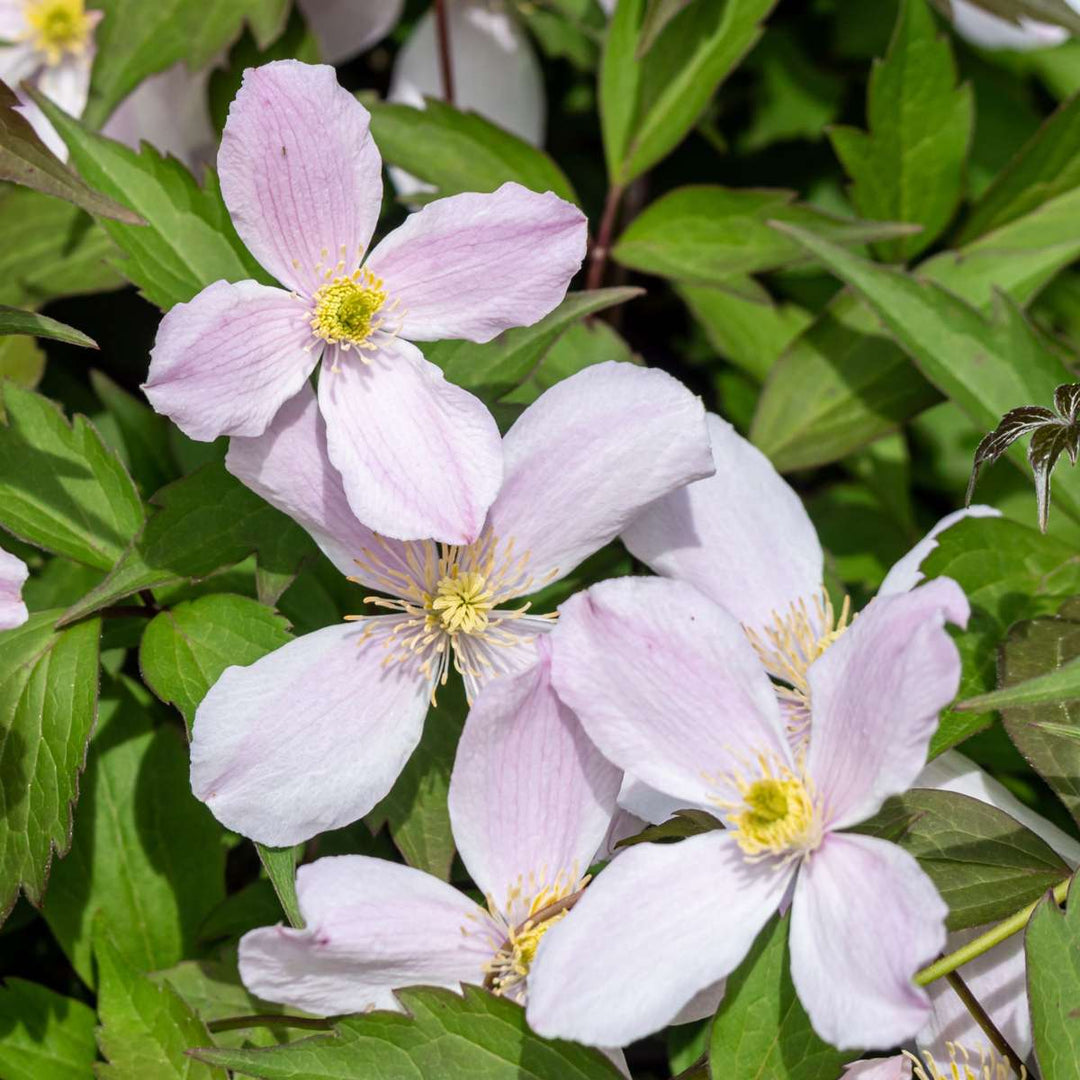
[298,0,406,64]
[0,544,28,630]
[947,0,1070,50]
[238,647,620,1019]
[528,573,968,1050]
[0,0,102,160]
[189,361,713,847]
[144,60,587,545]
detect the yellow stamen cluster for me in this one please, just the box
[905,1043,1026,1080]
[309,266,388,349]
[714,753,822,861]
[23,0,93,65]
[429,568,494,635]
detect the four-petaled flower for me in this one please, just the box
[190,361,713,847]
[0,544,28,631]
[143,59,587,546]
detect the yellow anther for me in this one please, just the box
[23,0,94,64]
[905,1042,1026,1080]
[429,569,494,635]
[309,267,387,348]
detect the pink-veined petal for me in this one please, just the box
[550,577,790,811]
[0,545,28,630]
[144,279,316,441]
[455,614,550,704]
[842,1058,911,1080]
[36,47,92,119]
[298,0,405,63]
[878,506,1002,597]
[790,833,947,1051]
[365,182,586,342]
[448,645,620,921]
[239,855,498,1015]
[527,831,791,1047]
[226,382,411,585]
[317,337,502,545]
[218,60,382,296]
[486,362,714,589]
[622,414,823,637]
[190,620,433,846]
[806,579,970,831]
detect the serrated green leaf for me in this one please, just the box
[0,383,144,571]
[59,463,312,625]
[709,913,849,1080]
[32,91,266,310]
[828,0,972,262]
[94,929,228,1080]
[84,0,289,127]
[0,306,96,349]
[1026,875,1080,1079]
[611,186,912,285]
[0,978,97,1080]
[424,288,641,401]
[0,611,100,922]
[192,984,624,1080]
[997,600,1080,826]
[854,789,1071,929]
[366,97,578,204]
[139,594,292,732]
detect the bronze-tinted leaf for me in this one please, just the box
[966,405,1058,507]
[1029,424,1074,532]
[1055,382,1080,423]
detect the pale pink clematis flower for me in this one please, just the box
[0,0,101,160]
[527,572,969,1050]
[0,545,28,630]
[190,361,713,847]
[237,646,620,1016]
[298,0,406,64]
[947,0,1072,51]
[143,60,587,545]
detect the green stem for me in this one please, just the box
[915,876,1071,987]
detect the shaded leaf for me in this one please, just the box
[256,845,303,931]
[0,306,96,349]
[960,654,1080,712]
[1029,424,1076,533]
[0,978,97,1080]
[615,810,722,849]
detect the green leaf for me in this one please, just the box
[828,0,973,262]
[256,845,304,930]
[0,384,144,571]
[1026,875,1080,1079]
[94,929,228,1080]
[0,335,45,390]
[140,594,292,733]
[615,809,722,849]
[424,288,641,401]
[961,656,1080,712]
[0,978,97,1080]
[921,516,1080,753]
[601,0,778,185]
[32,91,266,310]
[0,306,97,349]
[84,0,289,127]
[855,789,1071,930]
[59,463,312,625]
[997,600,1080,827]
[611,186,912,285]
[366,97,578,204]
[41,676,225,987]
[0,611,100,921]
[192,984,624,1080]
[0,80,143,224]
[708,912,849,1080]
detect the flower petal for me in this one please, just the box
[190,620,433,846]
[239,854,497,1015]
[806,578,970,831]
[298,0,405,64]
[364,181,586,342]
[550,577,790,811]
[37,49,92,119]
[0,4,27,37]
[144,280,316,441]
[0,545,28,631]
[621,414,823,637]
[448,644,620,920]
[527,831,791,1047]
[842,1058,911,1080]
[949,0,1068,50]
[218,60,383,296]
[226,382,409,584]
[317,337,503,545]
[487,362,714,589]
[878,506,1002,596]
[790,833,946,1050]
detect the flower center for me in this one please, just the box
[24,0,93,63]
[309,268,387,349]
[714,754,823,861]
[428,568,494,635]
[905,1043,1026,1080]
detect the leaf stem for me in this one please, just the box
[915,875,1072,986]
[206,1014,334,1034]
[586,185,625,292]
[434,0,455,105]
[944,970,1027,1078]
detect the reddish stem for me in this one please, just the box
[434,0,455,105]
[586,185,625,292]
